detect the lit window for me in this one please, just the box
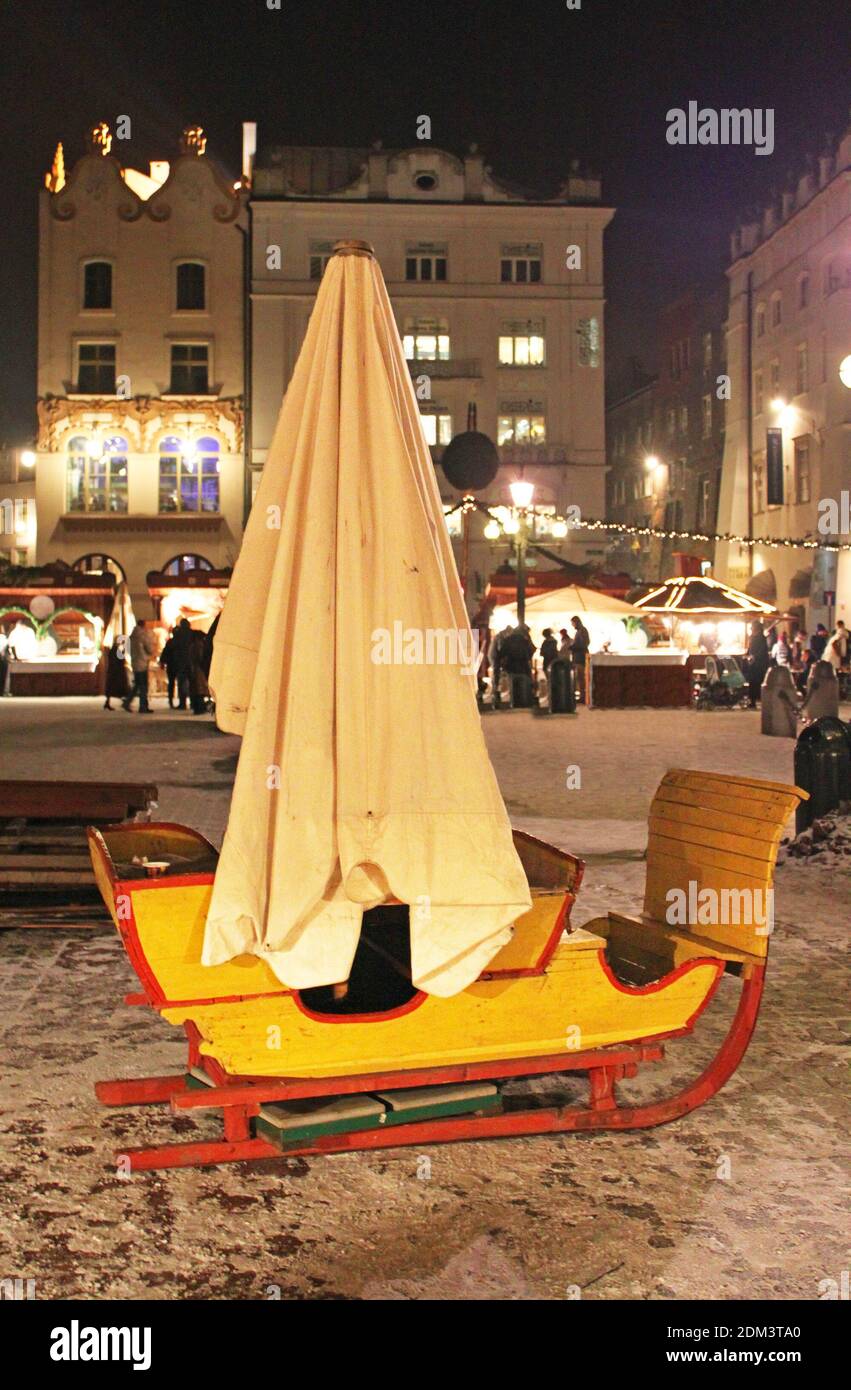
[702,331,712,371]
[420,411,452,447]
[679,405,689,433]
[771,295,782,327]
[769,359,780,393]
[754,370,763,415]
[163,554,214,576]
[176,262,206,311]
[498,329,545,366]
[83,262,112,310]
[794,437,811,504]
[702,394,712,438]
[403,324,450,361]
[67,435,128,514]
[159,435,220,513]
[77,343,116,393]
[697,474,711,528]
[497,412,546,446]
[755,305,765,338]
[576,317,599,367]
[169,344,209,394]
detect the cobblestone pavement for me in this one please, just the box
[0,698,848,1300]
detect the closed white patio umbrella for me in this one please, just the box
[204,241,531,997]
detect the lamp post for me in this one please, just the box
[508,477,535,624]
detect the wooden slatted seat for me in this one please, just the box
[585,768,805,984]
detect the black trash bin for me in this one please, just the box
[549,658,576,715]
[509,673,535,709]
[793,717,851,833]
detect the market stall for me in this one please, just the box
[493,583,677,707]
[0,565,116,696]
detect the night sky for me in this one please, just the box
[1,0,849,444]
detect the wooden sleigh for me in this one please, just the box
[88,769,805,1171]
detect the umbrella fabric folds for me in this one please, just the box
[204,242,531,998]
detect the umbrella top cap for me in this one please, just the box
[332,239,375,258]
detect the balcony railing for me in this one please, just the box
[497,443,572,466]
[407,358,482,380]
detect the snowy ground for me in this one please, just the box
[0,697,848,1300]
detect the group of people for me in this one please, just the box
[103,617,215,715]
[744,617,848,706]
[487,615,591,705]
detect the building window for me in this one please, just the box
[702,331,713,372]
[793,436,811,504]
[798,274,810,310]
[697,473,711,529]
[176,262,206,311]
[796,342,809,396]
[755,305,765,338]
[163,553,214,576]
[83,261,112,310]
[576,316,600,367]
[406,247,447,281]
[169,344,209,394]
[497,408,546,446]
[823,260,840,296]
[159,435,220,513]
[754,369,763,416]
[500,246,541,283]
[679,405,689,433]
[66,434,128,514]
[77,343,116,393]
[309,244,334,280]
[771,294,782,327]
[769,359,780,394]
[702,394,712,438]
[72,553,125,581]
[498,323,545,367]
[403,322,450,361]
[421,410,452,447]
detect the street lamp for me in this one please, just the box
[839,355,851,388]
[20,449,36,468]
[508,476,535,624]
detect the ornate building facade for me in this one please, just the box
[248,139,613,602]
[35,123,247,610]
[715,118,851,630]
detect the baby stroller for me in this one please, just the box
[695,654,749,710]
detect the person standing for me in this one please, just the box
[826,620,848,671]
[568,616,590,704]
[103,635,130,710]
[809,624,829,661]
[771,631,792,667]
[123,624,155,713]
[488,624,512,707]
[745,619,770,707]
[159,629,178,707]
[171,618,193,710]
[539,627,558,674]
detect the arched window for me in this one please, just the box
[72,553,126,582]
[162,554,214,577]
[66,435,128,514]
[158,436,220,514]
[176,261,206,311]
[83,260,112,310]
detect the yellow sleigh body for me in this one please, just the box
[88,769,804,1170]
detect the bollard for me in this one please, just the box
[549,658,576,715]
[793,716,851,833]
[799,660,839,724]
[760,666,799,737]
[509,673,535,709]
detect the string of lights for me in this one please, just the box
[442,496,851,553]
